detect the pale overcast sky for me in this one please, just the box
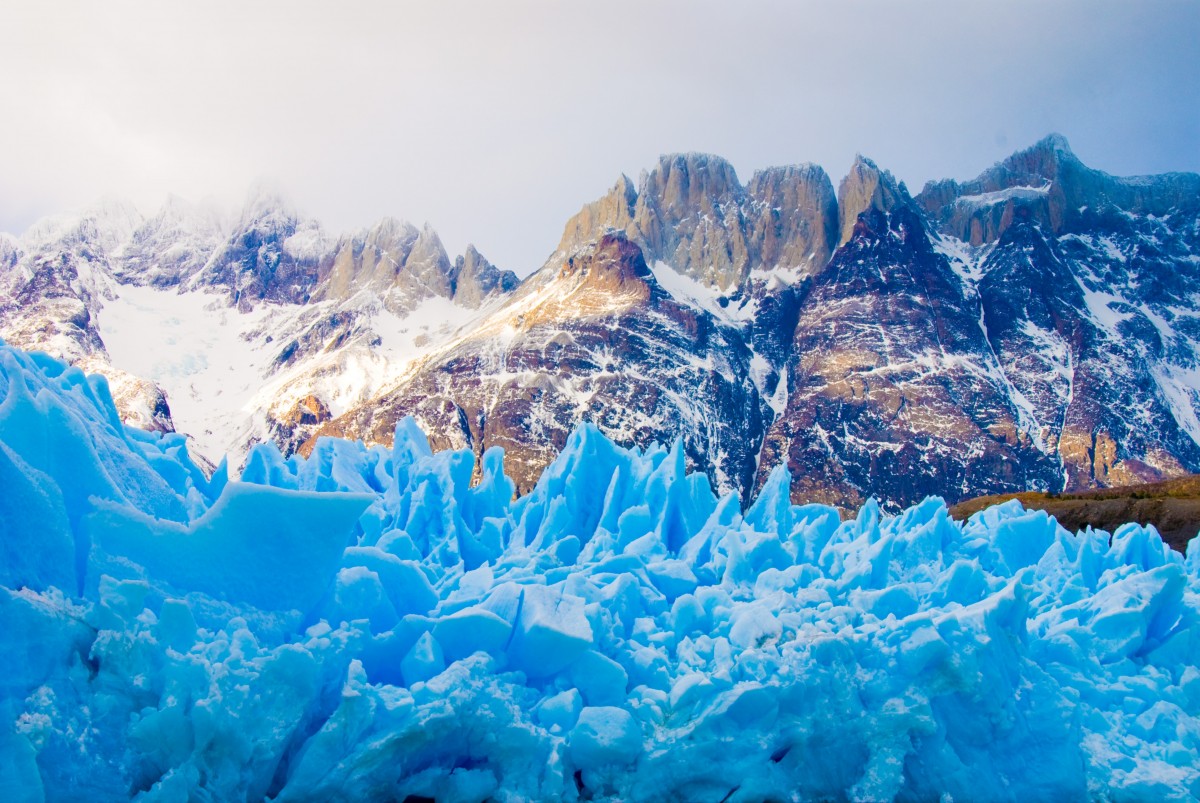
[1,1,1197,272]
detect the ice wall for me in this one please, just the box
[1,342,1198,802]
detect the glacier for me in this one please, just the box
[1,340,1198,802]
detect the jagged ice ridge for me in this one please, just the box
[1,341,1199,801]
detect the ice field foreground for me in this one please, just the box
[1,343,1199,802]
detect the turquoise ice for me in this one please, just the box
[1,342,1198,801]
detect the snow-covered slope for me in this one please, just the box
[2,343,1198,801]
[0,190,517,466]
[95,281,484,462]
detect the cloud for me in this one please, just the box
[1,0,1196,273]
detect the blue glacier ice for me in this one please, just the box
[1,340,1199,801]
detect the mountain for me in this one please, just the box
[756,158,1061,509]
[920,136,1200,491]
[307,233,771,499]
[0,190,517,462]
[3,135,1199,510]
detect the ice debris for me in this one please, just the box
[1,341,1199,801]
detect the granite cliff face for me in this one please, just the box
[4,135,1200,510]
[557,153,838,293]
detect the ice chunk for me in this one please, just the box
[0,442,76,593]
[401,631,446,685]
[536,688,583,732]
[568,650,629,707]
[87,482,373,613]
[432,606,513,660]
[507,585,593,678]
[568,706,641,768]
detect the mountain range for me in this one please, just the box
[3,134,1198,510]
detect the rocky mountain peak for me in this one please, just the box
[311,217,446,309]
[629,153,753,291]
[21,196,144,260]
[746,163,839,275]
[556,175,638,255]
[452,244,518,309]
[238,181,299,228]
[552,233,658,302]
[408,223,451,266]
[502,234,661,332]
[644,152,742,213]
[0,232,23,270]
[556,154,850,297]
[976,134,1081,191]
[117,196,225,288]
[1000,132,1080,182]
[917,134,1200,245]
[153,193,224,231]
[837,156,909,246]
[192,187,327,309]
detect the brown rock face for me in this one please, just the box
[557,153,838,292]
[836,156,907,247]
[284,395,332,428]
[556,175,638,252]
[271,394,334,457]
[746,164,840,274]
[452,245,519,309]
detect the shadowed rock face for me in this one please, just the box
[306,234,772,500]
[976,216,1200,490]
[192,190,327,311]
[758,182,1061,510]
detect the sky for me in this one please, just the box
[1,1,1197,274]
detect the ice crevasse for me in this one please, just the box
[0,341,1198,802]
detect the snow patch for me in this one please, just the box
[650,261,757,326]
